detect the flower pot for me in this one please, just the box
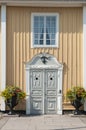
[71,97,83,115]
[1,86,26,115]
[6,93,18,115]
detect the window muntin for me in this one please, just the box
[31,13,59,48]
[34,16,44,45]
[46,16,56,45]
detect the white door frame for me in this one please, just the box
[25,53,63,115]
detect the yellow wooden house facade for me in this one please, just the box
[0,0,86,114]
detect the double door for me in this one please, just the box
[30,69,58,114]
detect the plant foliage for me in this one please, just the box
[1,86,26,102]
[66,86,86,103]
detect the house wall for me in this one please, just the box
[0,7,1,90]
[0,8,1,110]
[6,7,83,109]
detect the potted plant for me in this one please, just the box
[66,86,86,115]
[1,85,26,115]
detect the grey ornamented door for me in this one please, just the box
[44,70,57,114]
[30,70,43,114]
[30,69,57,114]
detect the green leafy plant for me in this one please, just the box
[66,86,86,103]
[1,85,26,102]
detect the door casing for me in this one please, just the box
[25,53,63,115]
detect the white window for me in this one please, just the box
[31,13,59,48]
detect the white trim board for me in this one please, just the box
[83,6,86,90]
[83,6,86,111]
[1,4,6,111]
[0,1,84,7]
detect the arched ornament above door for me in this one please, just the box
[25,53,63,69]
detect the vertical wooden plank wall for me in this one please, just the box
[6,7,83,109]
[0,8,1,110]
[0,8,1,91]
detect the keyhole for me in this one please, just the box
[50,77,53,80]
[36,77,38,80]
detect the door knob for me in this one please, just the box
[59,90,62,94]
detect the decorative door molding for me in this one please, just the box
[25,53,63,115]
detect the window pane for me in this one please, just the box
[34,16,39,21]
[34,21,39,28]
[46,40,50,45]
[34,40,38,45]
[50,28,56,33]
[40,28,44,33]
[46,33,50,40]
[51,40,55,45]
[46,16,56,45]
[51,33,55,39]
[34,16,39,28]
[40,33,43,39]
[40,22,44,28]
[33,16,44,46]
[40,16,44,21]
[39,16,44,28]
[38,28,41,33]
[46,28,50,33]
[34,34,39,39]
[39,40,43,45]
[46,17,50,28]
[34,28,39,33]
[51,17,56,27]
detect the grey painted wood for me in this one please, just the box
[30,70,43,114]
[25,53,63,115]
[45,70,57,114]
[30,69,58,114]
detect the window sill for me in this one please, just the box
[31,45,59,48]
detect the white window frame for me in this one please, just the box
[31,13,59,48]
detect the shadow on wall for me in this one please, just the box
[12,99,26,111]
[63,62,68,75]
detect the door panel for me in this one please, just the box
[45,70,57,114]
[46,97,57,114]
[30,69,57,114]
[47,71,57,88]
[30,70,43,114]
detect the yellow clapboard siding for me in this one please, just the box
[67,10,72,97]
[0,7,1,90]
[6,7,83,110]
[62,9,68,99]
[72,9,77,86]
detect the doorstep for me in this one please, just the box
[69,114,86,117]
[2,113,19,117]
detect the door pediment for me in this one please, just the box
[25,53,63,69]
